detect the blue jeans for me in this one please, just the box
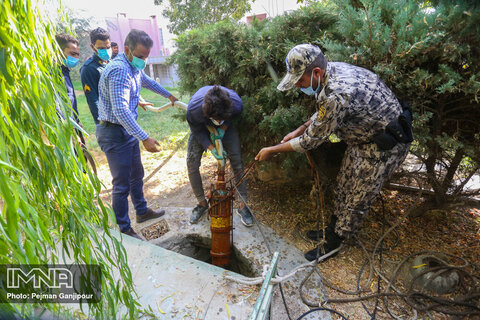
[187,125,247,204]
[96,124,148,232]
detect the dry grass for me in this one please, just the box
[246,175,480,319]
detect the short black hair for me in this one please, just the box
[124,29,153,51]
[90,27,110,44]
[111,42,118,47]
[55,33,79,50]
[202,86,234,120]
[304,53,328,75]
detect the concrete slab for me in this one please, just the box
[51,230,253,319]
[118,232,254,319]
[54,207,331,319]
[131,207,332,320]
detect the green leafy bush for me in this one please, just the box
[172,0,480,205]
[321,0,480,205]
[172,3,339,176]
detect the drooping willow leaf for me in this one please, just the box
[0,0,143,318]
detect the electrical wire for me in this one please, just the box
[225,156,480,319]
[297,154,480,318]
[298,199,480,318]
[296,307,349,320]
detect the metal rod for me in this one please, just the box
[249,252,280,320]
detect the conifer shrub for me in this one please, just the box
[172,0,480,206]
[323,0,480,206]
[172,3,340,179]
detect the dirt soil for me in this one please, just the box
[92,145,480,320]
[247,177,480,319]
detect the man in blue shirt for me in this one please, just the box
[81,28,112,125]
[97,29,178,239]
[186,85,253,227]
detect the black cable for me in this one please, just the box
[357,260,374,318]
[296,307,348,320]
[279,284,293,320]
[229,157,480,318]
[371,194,386,319]
[355,197,387,319]
[298,191,480,318]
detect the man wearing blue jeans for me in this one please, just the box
[186,85,253,226]
[97,29,178,239]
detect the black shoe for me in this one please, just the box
[121,228,142,240]
[306,215,338,241]
[190,204,208,224]
[304,232,343,261]
[136,207,165,223]
[306,227,332,241]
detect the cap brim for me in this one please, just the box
[277,72,303,91]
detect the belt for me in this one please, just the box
[99,120,122,127]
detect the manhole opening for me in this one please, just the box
[157,234,257,277]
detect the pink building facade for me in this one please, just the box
[246,13,267,25]
[105,14,177,86]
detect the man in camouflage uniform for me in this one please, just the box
[256,44,412,261]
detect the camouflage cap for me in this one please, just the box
[277,44,323,91]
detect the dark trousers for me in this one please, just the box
[96,124,147,232]
[186,125,247,204]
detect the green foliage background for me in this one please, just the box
[322,0,480,204]
[0,1,144,318]
[172,0,480,203]
[160,0,253,35]
[172,3,340,174]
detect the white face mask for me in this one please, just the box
[210,118,224,126]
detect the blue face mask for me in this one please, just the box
[128,52,147,71]
[96,48,112,61]
[300,72,321,96]
[64,55,79,68]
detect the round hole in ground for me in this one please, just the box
[154,233,257,278]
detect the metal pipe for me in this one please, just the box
[145,100,188,112]
[145,103,233,266]
[206,126,232,267]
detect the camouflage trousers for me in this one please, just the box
[333,142,410,239]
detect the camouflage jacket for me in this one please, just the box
[289,62,402,152]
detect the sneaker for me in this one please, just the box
[121,228,142,240]
[304,231,343,261]
[190,204,208,224]
[237,207,254,227]
[136,207,165,223]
